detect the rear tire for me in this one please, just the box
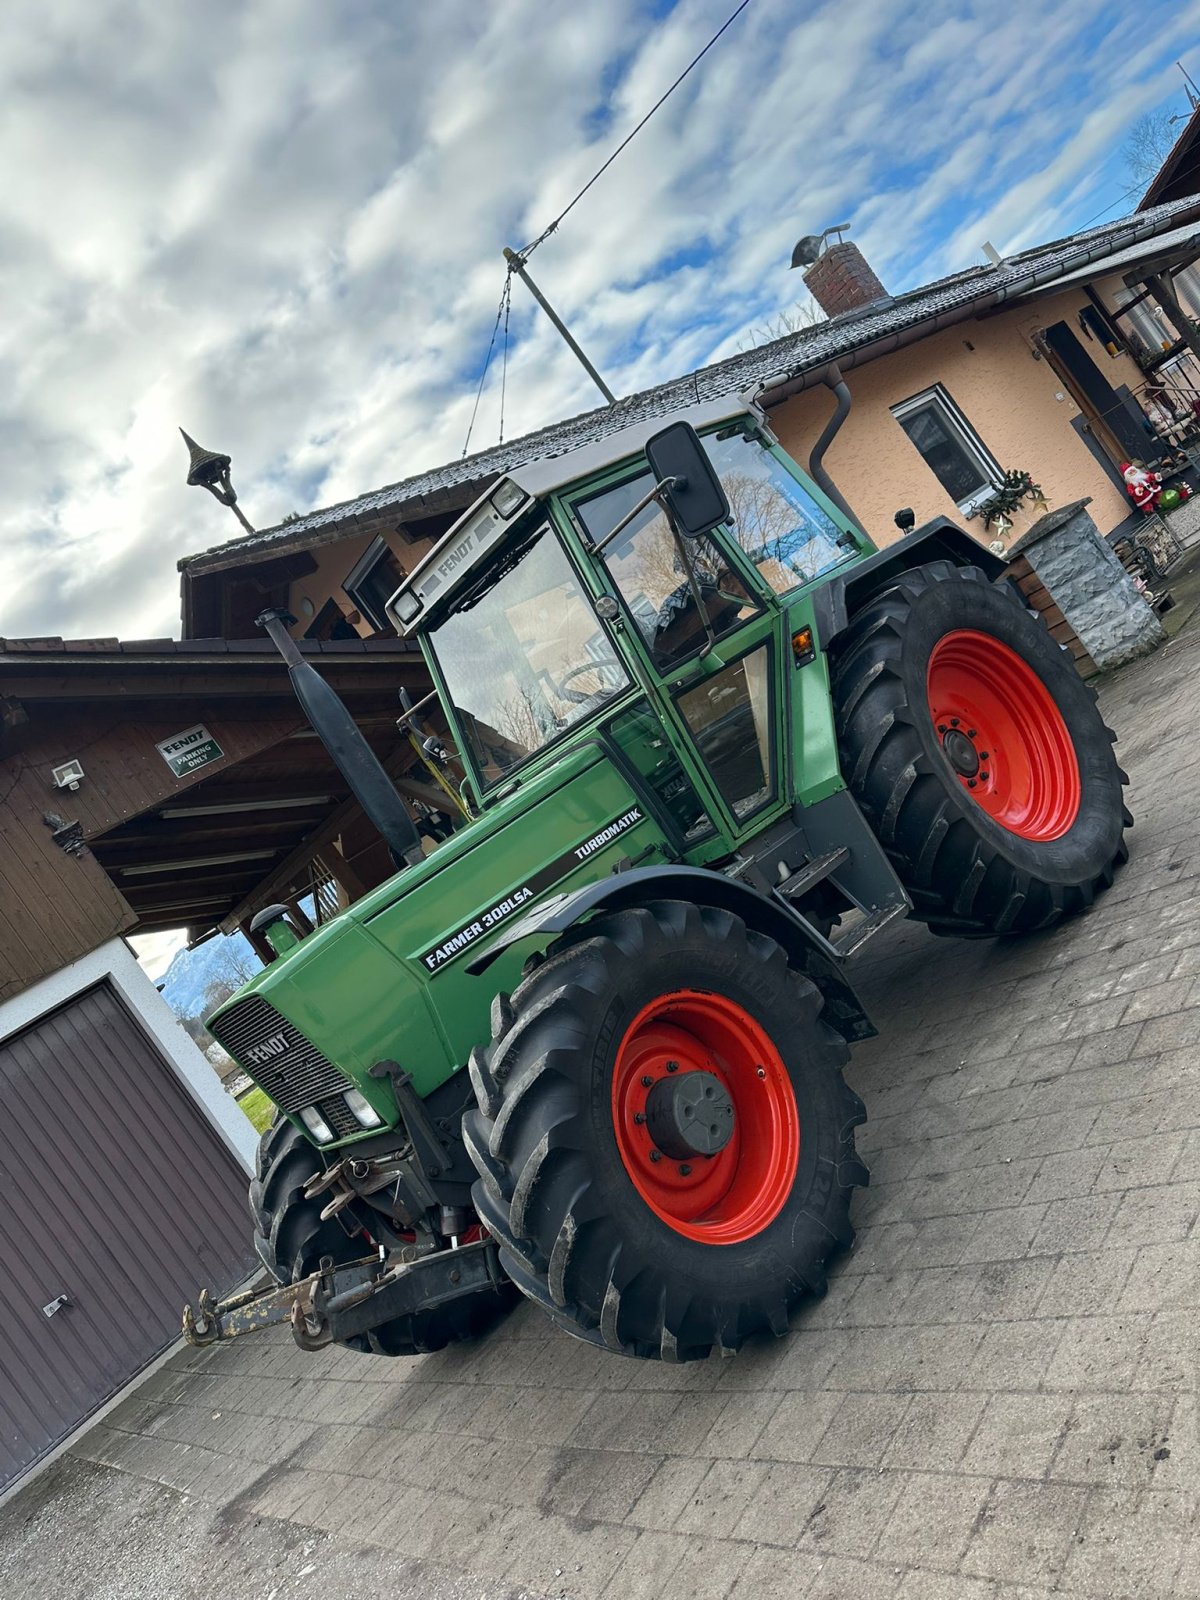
[463,900,867,1362]
[250,1115,513,1356]
[831,562,1129,936]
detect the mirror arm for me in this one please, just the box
[664,508,717,657]
[589,477,679,554]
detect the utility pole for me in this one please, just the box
[503,248,617,405]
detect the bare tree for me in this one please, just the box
[1124,110,1182,188]
[737,298,826,353]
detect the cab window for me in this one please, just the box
[426,523,628,785]
[702,427,854,596]
[575,476,762,669]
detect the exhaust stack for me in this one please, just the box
[256,609,425,869]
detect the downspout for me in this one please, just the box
[806,363,864,532]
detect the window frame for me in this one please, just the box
[890,384,1003,517]
[342,536,405,634]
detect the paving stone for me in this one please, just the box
[1036,1247,1136,1317]
[880,1392,988,1472]
[625,1456,713,1530]
[964,1320,1062,1391]
[1024,1147,1108,1204]
[729,1461,832,1546]
[1060,1487,1191,1597]
[798,1467,907,1556]
[804,1554,904,1598]
[728,1544,825,1597]
[1105,1179,1200,1248]
[808,1393,912,1469]
[674,1459,771,1539]
[1050,1393,1176,1487]
[751,1389,844,1464]
[1117,1236,1200,1313]
[1043,1316,1149,1391]
[1030,1191,1120,1253]
[875,1472,992,1571]
[959,1479,1090,1584]
[960,1393,1074,1479]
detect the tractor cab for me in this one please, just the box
[388,396,869,849]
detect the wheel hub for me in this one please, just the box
[941,727,980,777]
[644,1070,734,1159]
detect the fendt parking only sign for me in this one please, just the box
[156,723,225,779]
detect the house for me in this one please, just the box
[181,194,1200,663]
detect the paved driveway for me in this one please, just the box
[6,618,1200,1599]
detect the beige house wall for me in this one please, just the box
[768,287,1144,550]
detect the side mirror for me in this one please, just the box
[644,421,731,540]
[894,507,916,534]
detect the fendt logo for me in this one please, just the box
[245,1033,289,1067]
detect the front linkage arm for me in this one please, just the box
[182,1236,506,1352]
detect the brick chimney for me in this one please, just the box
[803,241,887,318]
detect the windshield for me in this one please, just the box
[427,522,629,785]
[703,426,855,593]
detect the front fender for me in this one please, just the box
[465,863,875,1042]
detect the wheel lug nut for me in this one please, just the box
[679,1164,692,1176]
[979,770,989,780]
[640,1075,653,1088]
[951,718,960,726]
[968,779,977,788]
[756,1066,766,1079]
[649,1150,662,1164]
[634,1112,646,1125]
[967,729,977,738]
[937,724,947,735]
[666,1060,679,1073]
[979,751,988,760]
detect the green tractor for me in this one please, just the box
[189,391,1128,1363]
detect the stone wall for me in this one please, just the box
[1011,500,1165,670]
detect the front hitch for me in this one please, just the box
[182,1236,506,1351]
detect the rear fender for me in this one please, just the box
[814,517,1007,648]
[465,864,875,1042]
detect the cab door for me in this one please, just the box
[568,468,785,848]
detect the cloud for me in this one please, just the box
[2,0,1198,641]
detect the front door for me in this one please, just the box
[572,470,781,843]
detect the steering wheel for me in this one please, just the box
[557,659,622,704]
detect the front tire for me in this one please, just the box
[463,900,867,1362]
[831,561,1129,936]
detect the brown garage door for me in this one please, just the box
[0,982,256,1493]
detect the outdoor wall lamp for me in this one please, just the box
[51,759,85,792]
[180,429,256,535]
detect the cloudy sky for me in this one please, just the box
[4,0,1199,647]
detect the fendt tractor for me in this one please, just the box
[185,389,1128,1364]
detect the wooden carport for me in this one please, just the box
[0,634,435,998]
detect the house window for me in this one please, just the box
[342,537,405,634]
[891,386,1001,516]
[1114,287,1170,358]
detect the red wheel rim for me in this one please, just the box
[611,989,799,1244]
[926,629,1081,842]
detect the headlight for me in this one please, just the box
[298,1105,334,1143]
[344,1088,383,1129]
[489,478,526,518]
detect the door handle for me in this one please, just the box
[42,1294,71,1319]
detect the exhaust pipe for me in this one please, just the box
[257,609,425,869]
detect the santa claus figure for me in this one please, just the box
[1122,461,1163,513]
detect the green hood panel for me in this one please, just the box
[209,743,667,1125]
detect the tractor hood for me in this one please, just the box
[207,741,669,1146]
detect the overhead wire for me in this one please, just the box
[519,0,754,260]
[460,0,756,455]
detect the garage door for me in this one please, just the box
[0,982,257,1493]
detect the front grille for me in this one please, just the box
[210,995,352,1118]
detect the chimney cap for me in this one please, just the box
[789,222,853,270]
